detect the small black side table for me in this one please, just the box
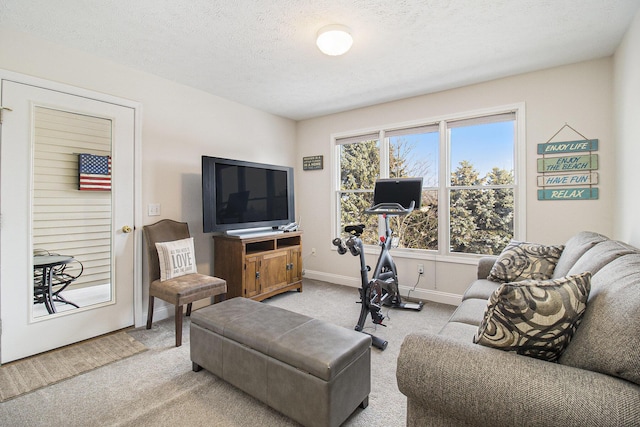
[33,255,82,314]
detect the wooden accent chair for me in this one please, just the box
[143,219,226,347]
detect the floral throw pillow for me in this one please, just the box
[488,240,564,283]
[474,272,591,362]
[155,237,197,281]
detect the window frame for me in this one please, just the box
[331,103,526,263]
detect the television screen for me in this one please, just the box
[202,156,295,233]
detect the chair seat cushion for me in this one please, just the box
[150,273,226,306]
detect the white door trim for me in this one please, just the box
[0,68,144,329]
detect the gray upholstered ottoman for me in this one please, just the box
[190,297,371,427]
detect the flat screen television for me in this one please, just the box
[202,156,295,234]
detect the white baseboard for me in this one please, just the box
[303,269,462,307]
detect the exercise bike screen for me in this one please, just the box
[372,178,423,209]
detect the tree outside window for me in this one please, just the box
[338,139,379,245]
[388,130,439,251]
[449,119,515,254]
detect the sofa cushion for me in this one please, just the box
[462,279,501,301]
[448,298,490,326]
[566,239,636,277]
[552,231,608,278]
[438,321,479,341]
[474,272,591,362]
[488,240,564,283]
[560,254,640,385]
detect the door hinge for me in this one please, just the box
[0,106,12,124]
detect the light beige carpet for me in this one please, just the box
[0,331,147,402]
[0,280,456,426]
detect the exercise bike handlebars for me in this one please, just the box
[364,200,415,216]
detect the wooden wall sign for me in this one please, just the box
[536,124,599,201]
[537,139,599,154]
[538,187,599,200]
[537,154,598,172]
[537,172,598,187]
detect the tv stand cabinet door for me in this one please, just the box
[244,255,260,298]
[260,250,289,295]
[288,247,302,284]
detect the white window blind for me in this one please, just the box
[33,107,112,289]
[447,112,516,129]
[335,132,380,145]
[385,123,439,137]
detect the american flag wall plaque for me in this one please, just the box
[78,153,112,191]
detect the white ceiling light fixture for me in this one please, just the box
[316,24,353,56]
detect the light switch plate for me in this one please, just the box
[148,203,161,216]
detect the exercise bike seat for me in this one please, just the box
[345,224,365,236]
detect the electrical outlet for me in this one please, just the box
[417,264,424,274]
[311,248,316,256]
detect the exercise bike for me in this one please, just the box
[333,178,425,350]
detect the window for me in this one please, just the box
[387,125,439,251]
[448,114,516,254]
[337,134,380,245]
[334,106,523,257]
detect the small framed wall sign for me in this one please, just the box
[303,155,323,171]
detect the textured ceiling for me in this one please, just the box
[1,0,639,120]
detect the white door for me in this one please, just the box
[0,75,139,363]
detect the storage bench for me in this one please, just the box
[190,297,371,427]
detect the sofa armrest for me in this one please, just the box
[396,332,640,426]
[476,255,497,279]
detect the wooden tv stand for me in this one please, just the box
[213,231,302,301]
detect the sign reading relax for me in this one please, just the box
[538,188,599,200]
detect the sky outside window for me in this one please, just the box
[389,132,439,187]
[450,121,514,180]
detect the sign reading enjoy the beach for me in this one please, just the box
[537,154,598,173]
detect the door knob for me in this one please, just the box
[122,225,133,233]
